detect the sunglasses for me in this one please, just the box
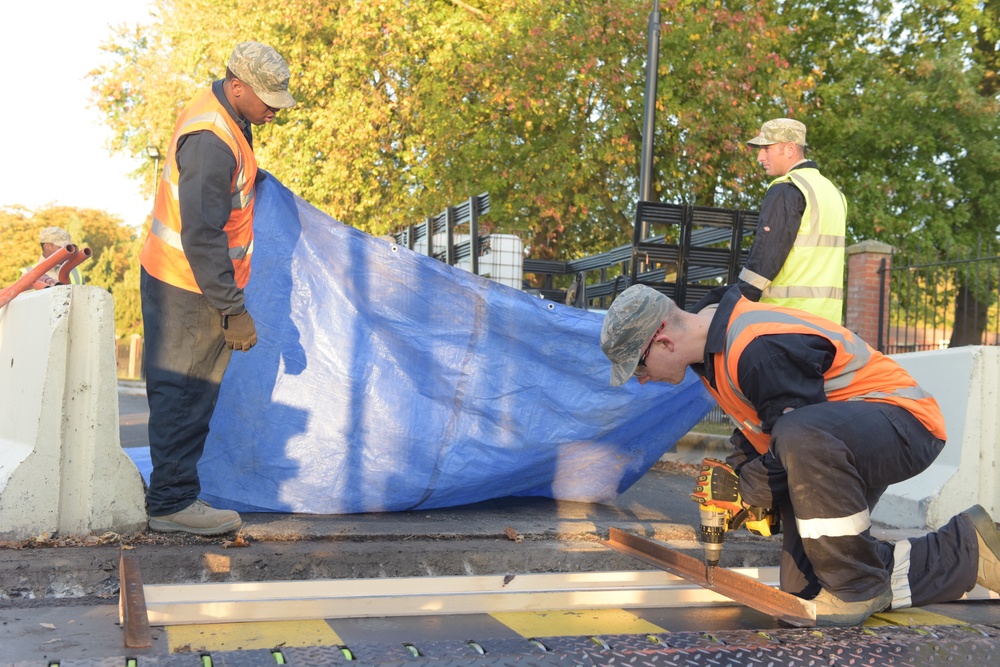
[635,322,665,375]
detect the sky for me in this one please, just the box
[1,2,156,227]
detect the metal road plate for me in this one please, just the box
[27,624,1000,666]
[603,526,816,627]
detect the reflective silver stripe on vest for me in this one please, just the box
[788,172,821,238]
[161,160,180,202]
[232,184,254,210]
[151,216,252,262]
[786,172,847,248]
[232,157,253,209]
[761,285,844,300]
[810,234,845,248]
[150,216,185,252]
[739,267,771,290]
[183,111,238,143]
[848,386,935,402]
[229,239,254,261]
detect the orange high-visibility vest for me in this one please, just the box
[140,87,257,293]
[701,297,947,454]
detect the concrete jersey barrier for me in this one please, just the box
[0,286,147,539]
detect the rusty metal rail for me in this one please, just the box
[119,550,152,648]
[603,526,816,627]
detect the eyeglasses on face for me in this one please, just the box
[635,322,665,376]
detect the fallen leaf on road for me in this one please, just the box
[503,526,523,543]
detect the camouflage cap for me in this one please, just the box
[39,226,71,246]
[600,285,670,386]
[746,118,807,147]
[228,41,296,109]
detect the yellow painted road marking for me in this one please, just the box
[491,608,666,637]
[167,620,341,653]
[868,608,967,626]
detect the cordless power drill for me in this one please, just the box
[691,458,779,582]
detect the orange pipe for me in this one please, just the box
[58,246,92,284]
[0,244,77,310]
[33,275,61,290]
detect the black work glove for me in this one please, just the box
[221,310,257,352]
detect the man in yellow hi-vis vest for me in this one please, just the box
[139,42,296,536]
[738,119,847,323]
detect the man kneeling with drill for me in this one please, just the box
[600,283,1000,626]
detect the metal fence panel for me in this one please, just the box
[878,242,999,354]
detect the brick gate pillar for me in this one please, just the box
[846,240,894,348]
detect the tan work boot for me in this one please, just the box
[148,500,242,536]
[965,504,1000,592]
[811,586,892,626]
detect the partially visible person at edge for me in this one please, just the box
[599,283,1000,626]
[738,118,847,323]
[138,41,296,535]
[27,227,83,284]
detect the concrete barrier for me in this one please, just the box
[0,286,147,539]
[874,346,1000,529]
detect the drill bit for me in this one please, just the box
[706,563,714,587]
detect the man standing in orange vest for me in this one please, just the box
[600,283,1000,626]
[139,42,296,535]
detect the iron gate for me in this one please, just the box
[877,242,1000,354]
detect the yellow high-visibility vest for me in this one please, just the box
[741,168,847,323]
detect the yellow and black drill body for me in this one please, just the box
[691,458,779,580]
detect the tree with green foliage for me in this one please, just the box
[0,207,42,287]
[89,0,802,262]
[777,0,999,345]
[88,0,998,341]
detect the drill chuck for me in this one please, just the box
[699,506,728,567]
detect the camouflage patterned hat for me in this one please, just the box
[228,41,296,109]
[746,118,807,147]
[600,285,670,386]
[39,226,71,246]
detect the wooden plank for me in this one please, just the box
[119,551,152,648]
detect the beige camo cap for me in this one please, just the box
[39,227,71,246]
[600,285,670,386]
[746,118,807,147]
[228,41,296,109]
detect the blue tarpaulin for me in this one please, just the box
[128,174,716,513]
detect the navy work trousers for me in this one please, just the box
[737,401,978,608]
[141,268,232,516]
